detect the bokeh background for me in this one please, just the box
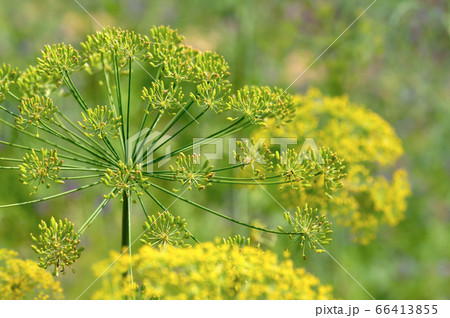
[0,0,448,299]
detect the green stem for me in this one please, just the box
[131,69,163,161]
[0,117,111,168]
[0,181,101,209]
[0,139,109,168]
[121,191,130,249]
[56,112,120,164]
[0,157,22,162]
[102,53,116,111]
[140,101,194,165]
[148,117,248,167]
[126,58,132,161]
[7,91,21,101]
[78,190,114,234]
[113,53,126,156]
[63,71,88,112]
[59,174,103,180]
[144,109,207,165]
[60,166,107,172]
[132,111,162,164]
[137,196,150,220]
[148,182,294,235]
[0,105,115,166]
[39,121,117,166]
[53,116,116,162]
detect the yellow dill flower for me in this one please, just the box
[92,242,333,300]
[0,248,63,300]
[253,89,411,243]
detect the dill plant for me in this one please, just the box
[0,26,346,277]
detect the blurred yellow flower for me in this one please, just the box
[253,89,411,243]
[0,248,63,300]
[92,242,333,300]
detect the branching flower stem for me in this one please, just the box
[148,182,297,236]
[0,181,101,208]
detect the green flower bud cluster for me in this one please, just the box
[222,235,251,248]
[140,211,190,249]
[191,51,230,85]
[78,105,122,139]
[101,161,149,200]
[15,95,57,132]
[82,27,150,72]
[273,148,346,195]
[320,148,346,197]
[227,86,296,126]
[18,149,64,195]
[0,64,19,103]
[141,79,186,115]
[16,66,61,98]
[170,153,214,191]
[30,217,84,277]
[190,79,231,113]
[147,26,185,68]
[274,148,320,189]
[234,138,274,179]
[37,43,84,76]
[278,205,332,259]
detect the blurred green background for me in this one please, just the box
[0,0,449,299]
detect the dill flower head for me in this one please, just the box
[30,217,84,276]
[92,242,333,300]
[170,153,214,191]
[0,248,63,299]
[18,148,64,195]
[140,211,190,249]
[279,205,333,259]
[101,161,149,199]
[78,105,122,140]
[15,95,58,133]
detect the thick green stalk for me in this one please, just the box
[121,191,130,249]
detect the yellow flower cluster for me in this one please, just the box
[255,89,411,244]
[92,242,333,300]
[0,249,63,300]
